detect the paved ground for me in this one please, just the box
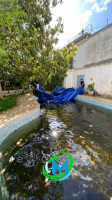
[0,94,39,129]
[83,94,112,103]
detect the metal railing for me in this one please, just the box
[59,15,112,49]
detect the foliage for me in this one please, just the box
[0,0,77,93]
[42,43,77,89]
[0,0,63,90]
[88,83,95,91]
[0,95,18,112]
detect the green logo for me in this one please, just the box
[42,151,73,181]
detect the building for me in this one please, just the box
[63,24,112,96]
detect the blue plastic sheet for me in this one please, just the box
[34,85,84,103]
[51,86,75,96]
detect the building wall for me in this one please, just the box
[74,63,112,95]
[75,25,112,68]
[63,69,75,88]
[64,25,112,95]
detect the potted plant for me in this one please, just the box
[88,83,95,95]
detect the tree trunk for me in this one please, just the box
[4,81,7,91]
[22,88,25,94]
[0,81,3,99]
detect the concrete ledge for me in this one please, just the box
[75,95,112,111]
[2,89,23,94]
[0,108,40,145]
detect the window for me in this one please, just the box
[69,60,73,69]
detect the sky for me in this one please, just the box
[50,0,112,48]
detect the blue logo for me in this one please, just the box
[42,151,73,181]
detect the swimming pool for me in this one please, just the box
[0,101,112,200]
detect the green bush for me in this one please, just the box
[88,83,95,91]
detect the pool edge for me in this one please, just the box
[75,95,112,111]
[0,101,40,145]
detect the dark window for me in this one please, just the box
[69,60,73,69]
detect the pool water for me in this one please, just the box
[1,102,112,200]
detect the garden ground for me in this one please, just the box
[0,94,39,129]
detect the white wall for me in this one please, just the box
[63,25,112,95]
[74,63,112,95]
[63,69,75,88]
[75,25,112,69]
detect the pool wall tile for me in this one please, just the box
[0,108,40,145]
[75,95,112,111]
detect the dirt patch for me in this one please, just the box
[0,94,40,129]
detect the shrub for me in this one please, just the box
[88,83,95,91]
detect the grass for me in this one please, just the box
[0,94,18,112]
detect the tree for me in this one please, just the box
[34,43,77,89]
[0,0,28,97]
[0,0,77,97]
[0,0,63,97]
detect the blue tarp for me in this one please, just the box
[34,85,84,103]
[51,86,75,96]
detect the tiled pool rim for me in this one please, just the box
[1,95,112,146]
[0,104,40,199]
[0,107,40,146]
[75,95,112,111]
